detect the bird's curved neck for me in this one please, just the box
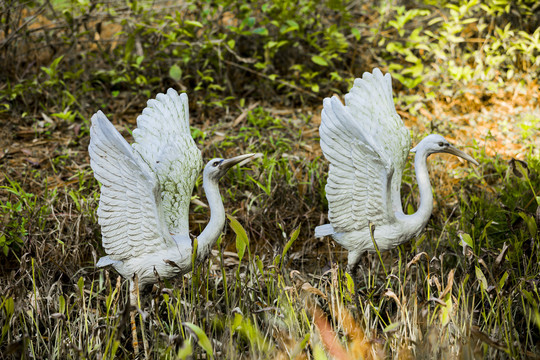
[402,150,434,236]
[196,176,225,262]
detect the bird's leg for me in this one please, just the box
[130,275,139,356]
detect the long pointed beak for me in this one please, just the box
[441,145,479,166]
[219,153,256,172]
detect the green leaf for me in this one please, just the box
[177,339,193,359]
[2,297,14,316]
[227,215,249,262]
[77,276,84,297]
[281,226,300,260]
[498,271,509,291]
[252,27,268,36]
[475,266,488,291]
[59,295,66,314]
[184,20,203,27]
[311,55,328,66]
[440,292,452,326]
[518,212,537,237]
[183,322,214,360]
[460,232,474,249]
[255,255,264,275]
[68,190,81,212]
[351,27,361,40]
[383,321,401,333]
[345,272,354,294]
[169,65,182,81]
[312,343,329,360]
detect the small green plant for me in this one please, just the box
[0,177,35,256]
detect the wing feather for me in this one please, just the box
[344,69,410,211]
[132,89,202,236]
[320,69,409,233]
[89,111,175,261]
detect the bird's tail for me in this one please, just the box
[96,256,119,267]
[314,224,335,238]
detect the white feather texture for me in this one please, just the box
[132,89,202,236]
[89,89,256,291]
[89,89,203,287]
[89,111,177,266]
[318,69,408,235]
[316,68,478,270]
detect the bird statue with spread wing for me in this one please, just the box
[315,68,478,275]
[89,89,253,354]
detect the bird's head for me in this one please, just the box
[411,134,479,165]
[203,153,256,181]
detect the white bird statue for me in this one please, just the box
[315,68,478,274]
[89,89,254,303]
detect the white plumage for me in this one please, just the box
[316,69,478,272]
[89,89,254,297]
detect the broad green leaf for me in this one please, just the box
[183,322,214,360]
[227,215,249,262]
[311,55,328,66]
[232,313,243,330]
[184,20,203,27]
[440,292,452,326]
[169,65,182,81]
[460,232,474,249]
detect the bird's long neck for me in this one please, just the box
[196,176,225,262]
[403,150,434,237]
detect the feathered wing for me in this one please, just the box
[344,69,411,212]
[319,97,394,233]
[89,111,175,263]
[131,89,203,236]
[318,69,410,233]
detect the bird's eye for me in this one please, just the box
[212,161,220,167]
[438,142,444,147]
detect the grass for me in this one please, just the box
[1,0,540,358]
[1,106,538,359]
